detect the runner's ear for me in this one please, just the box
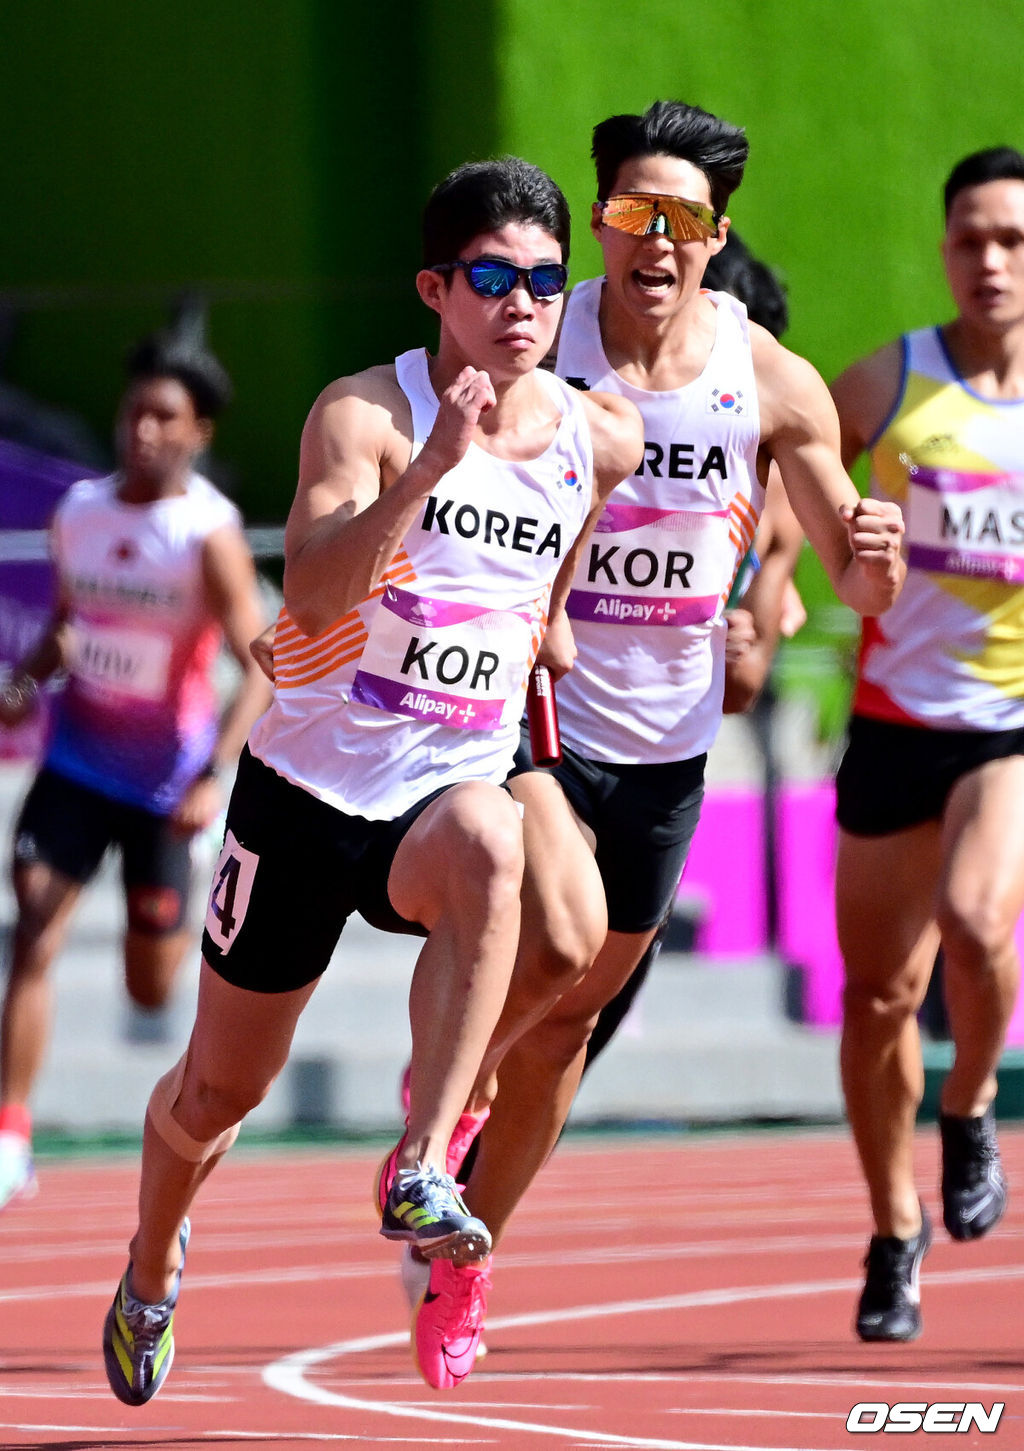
[416,269,446,317]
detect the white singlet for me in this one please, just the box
[554,279,762,763]
[250,348,593,820]
[46,471,240,814]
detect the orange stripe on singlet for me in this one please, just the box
[273,550,417,688]
[723,494,760,603]
[728,493,758,548]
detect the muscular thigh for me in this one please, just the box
[388,778,524,929]
[836,824,942,992]
[515,742,707,934]
[941,754,1024,926]
[508,769,603,957]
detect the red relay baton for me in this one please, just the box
[526,664,562,767]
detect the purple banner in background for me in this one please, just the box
[0,440,97,761]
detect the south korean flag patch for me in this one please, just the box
[708,387,744,415]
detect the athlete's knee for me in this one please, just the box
[11,864,72,954]
[10,912,65,980]
[126,974,173,1012]
[527,905,605,993]
[937,895,1018,971]
[439,786,525,897]
[126,884,187,936]
[124,933,188,1011]
[522,995,601,1071]
[147,1045,278,1162]
[842,972,926,1027]
[147,1055,244,1164]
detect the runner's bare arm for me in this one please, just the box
[582,389,645,509]
[830,341,905,470]
[171,525,275,836]
[200,524,275,766]
[755,336,905,617]
[283,364,496,636]
[0,568,70,726]
[723,466,805,713]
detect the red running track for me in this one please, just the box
[1,1126,1022,1449]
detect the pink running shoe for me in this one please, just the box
[447,1106,489,1184]
[374,1131,408,1217]
[394,1064,490,1183]
[413,1256,491,1389]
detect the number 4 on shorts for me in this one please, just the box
[204,829,259,951]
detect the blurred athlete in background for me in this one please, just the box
[0,326,270,1212]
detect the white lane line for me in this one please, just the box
[262,1266,1024,1450]
[7,1223,1024,1302]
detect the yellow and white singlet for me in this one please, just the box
[854,326,1024,730]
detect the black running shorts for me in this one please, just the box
[835,714,1024,837]
[201,748,442,994]
[13,766,192,933]
[510,729,706,933]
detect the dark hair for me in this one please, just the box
[703,229,789,339]
[944,146,1024,217]
[125,304,233,420]
[422,156,571,268]
[591,100,748,215]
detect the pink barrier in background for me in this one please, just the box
[683,781,1024,1045]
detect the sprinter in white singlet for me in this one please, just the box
[832,146,1024,1344]
[101,157,643,1408]
[422,102,905,1382]
[0,328,270,1215]
[577,230,805,1076]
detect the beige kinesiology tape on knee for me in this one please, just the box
[147,1056,241,1164]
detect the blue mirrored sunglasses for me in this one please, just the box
[430,256,568,300]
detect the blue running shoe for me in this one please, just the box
[380,1163,490,1262]
[103,1219,190,1405]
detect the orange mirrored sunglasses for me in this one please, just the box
[601,192,719,243]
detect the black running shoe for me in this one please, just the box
[855,1206,932,1342]
[940,1107,1008,1242]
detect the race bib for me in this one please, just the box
[69,623,172,701]
[907,466,1024,584]
[205,829,259,952]
[566,501,734,626]
[351,585,533,731]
